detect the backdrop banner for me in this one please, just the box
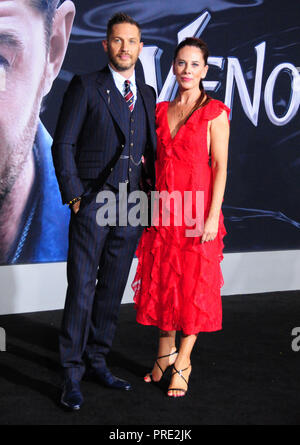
[1,0,299,265]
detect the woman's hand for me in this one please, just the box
[201,216,219,243]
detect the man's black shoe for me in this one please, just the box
[87,367,132,391]
[61,378,83,411]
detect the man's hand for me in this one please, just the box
[72,200,81,214]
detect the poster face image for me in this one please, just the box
[0,0,75,265]
[1,0,300,265]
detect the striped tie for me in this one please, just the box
[124,80,134,112]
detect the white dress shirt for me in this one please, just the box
[108,64,137,108]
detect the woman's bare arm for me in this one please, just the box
[201,110,230,243]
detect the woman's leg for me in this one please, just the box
[144,329,177,382]
[167,333,197,397]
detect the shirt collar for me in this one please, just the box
[108,64,136,89]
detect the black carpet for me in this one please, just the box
[0,290,299,425]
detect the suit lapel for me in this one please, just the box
[96,67,128,138]
[96,66,156,148]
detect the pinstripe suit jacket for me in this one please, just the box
[52,65,156,204]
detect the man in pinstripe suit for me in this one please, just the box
[52,13,156,410]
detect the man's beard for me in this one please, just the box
[107,46,137,72]
[0,72,46,212]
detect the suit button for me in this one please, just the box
[111,167,114,171]
[121,144,125,148]
[129,168,132,172]
[130,143,134,147]
[131,118,134,123]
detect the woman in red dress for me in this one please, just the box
[132,38,230,397]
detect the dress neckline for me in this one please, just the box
[166,99,212,141]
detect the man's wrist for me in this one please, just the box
[68,196,82,207]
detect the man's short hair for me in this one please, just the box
[30,0,61,48]
[107,12,142,40]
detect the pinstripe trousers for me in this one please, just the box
[59,185,144,381]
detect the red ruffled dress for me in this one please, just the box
[132,99,230,335]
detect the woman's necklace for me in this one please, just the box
[174,97,200,120]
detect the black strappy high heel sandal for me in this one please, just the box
[144,350,178,383]
[167,364,191,397]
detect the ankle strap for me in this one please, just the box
[157,350,177,360]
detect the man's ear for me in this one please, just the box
[102,40,108,53]
[139,41,144,56]
[43,1,76,96]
